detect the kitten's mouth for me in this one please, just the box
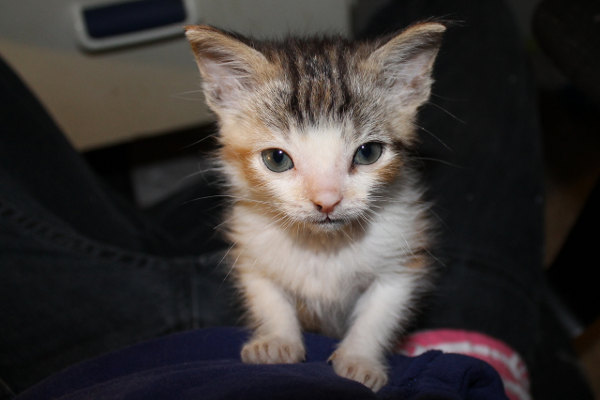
[310,216,348,232]
[316,216,343,226]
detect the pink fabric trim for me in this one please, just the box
[397,329,530,400]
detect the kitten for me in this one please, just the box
[185,22,445,392]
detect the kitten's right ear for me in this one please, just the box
[185,25,271,114]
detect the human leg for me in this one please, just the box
[0,57,237,394]
[360,1,592,398]
[360,0,544,361]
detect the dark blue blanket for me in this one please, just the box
[17,327,507,399]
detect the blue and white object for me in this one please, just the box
[73,0,198,51]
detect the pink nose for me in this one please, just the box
[312,192,342,214]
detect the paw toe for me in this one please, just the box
[329,350,388,392]
[241,336,305,364]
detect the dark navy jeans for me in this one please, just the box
[0,0,593,398]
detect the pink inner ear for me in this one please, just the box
[386,51,435,108]
[200,56,251,109]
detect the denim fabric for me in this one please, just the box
[0,58,238,394]
[359,0,545,366]
[0,188,238,391]
[0,185,238,393]
[362,2,592,399]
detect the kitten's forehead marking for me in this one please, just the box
[258,38,363,129]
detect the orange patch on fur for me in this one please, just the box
[296,300,321,332]
[376,156,403,185]
[221,144,262,188]
[404,250,430,269]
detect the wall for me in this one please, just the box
[0,0,353,150]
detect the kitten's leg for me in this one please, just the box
[329,271,424,392]
[238,271,306,364]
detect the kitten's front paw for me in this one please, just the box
[241,336,305,364]
[328,350,388,392]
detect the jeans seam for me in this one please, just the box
[1,196,206,349]
[0,377,15,400]
[1,196,217,332]
[0,197,194,269]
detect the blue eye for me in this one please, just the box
[353,142,383,165]
[261,148,294,172]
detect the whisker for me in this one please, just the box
[181,194,272,207]
[413,122,453,152]
[429,92,466,103]
[427,100,466,124]
[221,246,240,285]
[413,156,462,169]
[177,165,223,186]
[180,133,219,150]
[170,89,206,102]
[216,242,236,273]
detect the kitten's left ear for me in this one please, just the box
[185,25,272,115]
[368,22,446,111]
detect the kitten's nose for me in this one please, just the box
[312,192,342,214]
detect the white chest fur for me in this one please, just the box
[228,185,429,336]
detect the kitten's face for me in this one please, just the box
[220,119,402,232]
[186,24,445,233]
